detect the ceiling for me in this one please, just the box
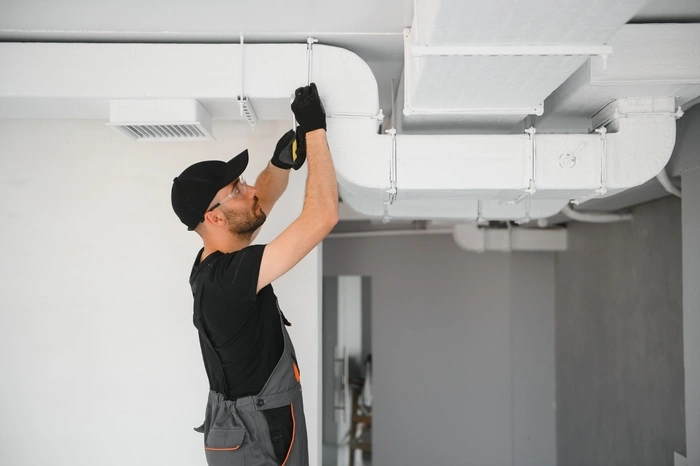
[2,0,699,229]
[3,0,699,120]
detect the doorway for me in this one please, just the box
[322,276,372,466]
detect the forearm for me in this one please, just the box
[255,162,290,207]
[301,129,338,225]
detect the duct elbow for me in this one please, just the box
[599,98,679,190]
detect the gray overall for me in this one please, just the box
[193,305,309,466]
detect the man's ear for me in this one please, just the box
[203,210,226,227]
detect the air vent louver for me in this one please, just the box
[107,99,214,142]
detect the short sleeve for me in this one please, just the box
[215,244,267,302]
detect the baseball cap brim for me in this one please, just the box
[221,149,249,189]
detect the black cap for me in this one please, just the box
[171,149,249,230]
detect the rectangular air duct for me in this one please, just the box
[1,39,696,221]
[107,99,214,141]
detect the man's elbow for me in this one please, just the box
[322,211,339,233]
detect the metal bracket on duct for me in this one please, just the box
[0,42,685,222]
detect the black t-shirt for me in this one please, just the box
[189,245,285,399]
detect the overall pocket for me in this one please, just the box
[262,405,295,466]
[205,428,246,466]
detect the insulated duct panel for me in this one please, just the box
[404,0,649,120]
[409,55,587,111]
[398,113,528,135]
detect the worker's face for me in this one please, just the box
[218,180,266,237]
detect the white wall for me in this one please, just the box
[0,119,322,466]
[324,235,556,466]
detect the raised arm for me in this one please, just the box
[255,162,290,218]
[257,84,338,292]
[251,128,309,241]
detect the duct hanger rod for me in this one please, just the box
[306,37,317,85]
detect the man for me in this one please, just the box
[171,83,338,466]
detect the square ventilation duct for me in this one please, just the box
[107,99,214,141]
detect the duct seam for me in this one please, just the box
[508,127,537,205]
[385,128,397,206]
[573,127,608,205]
[515,200,532,225]
[595,107,684,129]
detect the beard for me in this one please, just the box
[223,196,267,240]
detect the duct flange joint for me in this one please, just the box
[594,106,685,129]
[573,127,608,205]
[385,127,398,206]
[515,200,532,225]
[506,127,537,205]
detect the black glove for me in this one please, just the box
[292,127,307,170]
[270,128,307,170]
[291,82,326,132]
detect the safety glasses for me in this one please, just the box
[206,176,248,212]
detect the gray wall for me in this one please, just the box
[511,253,557,466]
[555,196,685,466]
[324,234,555,466]
[682,167,700,466]
[673,102,700,466]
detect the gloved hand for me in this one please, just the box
[291,82,326,132]
[270,128,307,170]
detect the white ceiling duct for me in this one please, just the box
[0,34,695,222]
[331,96,679,221]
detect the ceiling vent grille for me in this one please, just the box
[107,99,214,142]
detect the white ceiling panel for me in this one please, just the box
[414,0,649,45]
